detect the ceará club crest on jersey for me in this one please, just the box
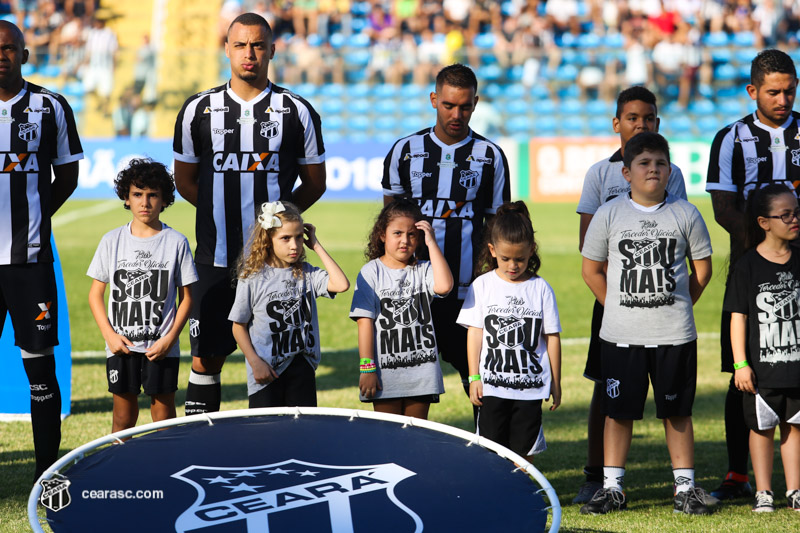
[18,122,38,142]
[260,120,280,139]
[171,459,421,533]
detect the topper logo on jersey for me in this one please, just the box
[0,152,38,172]
[212,128,234,135]
[18,122,38,142]
[172,459,421,533]
[40,477,72,512]
[213,152,280,172]
[459,170,479,190]
[411,171,432,179]
[260,120,280,138]
[466,154,492,165]
[746,156,768,165]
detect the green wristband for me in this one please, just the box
[359,358,374,365]
[733,360,749,370]
[468,374,481,383]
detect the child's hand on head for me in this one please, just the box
[415,220,436,246]
[303,223,318,249]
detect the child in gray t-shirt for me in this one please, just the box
[581,133,714,516]
[88,159,197,433]
[228,201,349,408]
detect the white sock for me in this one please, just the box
[673,468,695,494]
[603,466,625,491]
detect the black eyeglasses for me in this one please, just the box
[764,208,800,224]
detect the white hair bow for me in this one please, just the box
[258,201,285,229]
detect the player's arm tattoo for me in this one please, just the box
[710,190,745,241]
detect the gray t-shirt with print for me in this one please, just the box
[228,263,332,396]
[87,222,198,358]
[350,259,444,400]
[581,194,712,345]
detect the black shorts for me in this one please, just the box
[432,292,468,379]
[248,355,317,408]
[743,387,800,431]
[189,264,238,358]
[106,353,179,396]
[601,340,697,420]
[478,396,546,457]
[583,299,604,382]
[363,394,440,404]
[0,263,58,351]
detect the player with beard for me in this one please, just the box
[706,48,800,501]
[382,64,509,414]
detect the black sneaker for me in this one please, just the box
[787,490,800,511]
[572,480,603,504]
[673,487,712,515]
[753,490,775,512]
[710,472,753,500]
[580,488,627,515]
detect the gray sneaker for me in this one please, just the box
[580,488,627,515]
[673,487,712,515]
[753,490,775,513]
[573,480,603,504]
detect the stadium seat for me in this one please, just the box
[588,115,610,135]
[506,116,530,136]
[530,84,550,100]
[21,64,35,76]
[531,115,557,136]
[295,83,318,98]
[325,130,344,144]
[351,1,370,16]
[320,84,346,98]
[402,99,426,114]
[561,99,583,114]
[347,99,371,116]
[554,64,579,82]
[400,84,427,99]
[689,99,715,114]
[558,115,588,136]
[481,53,498,66]
[329,32,346,49]
[374,99,400,115]
[344,50,370,67]
[348,83,370,99]
[532,99,557,115]
[62,81,84,97]
[735,47,758,67]
[557,84,580,99]
[663,115,693,138]
[324,115,345,131]
[349,131,370,143]
[714,64,737,82]
[577,33,601,49]
[695,115,721,137]
[603,33,625,49]
[474,33,496,49]
[502,83,526,100]
[719,98,746,117]
[585,99,612,116]
[477,64,502,81]
[710,48,732,64]
[375,130,399,144]
[373,84,399,99]
[505,99,530,116]
[483,83,502,99]
[732,32,755,47]
[402,115,426,132]
[508,65,524,82]
[374,116,397,132]
[348,115,371,132]
[702,31,730,47]
[320,99,345,116]
[347,33,371,48]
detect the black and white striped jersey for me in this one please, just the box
[382,127,510,298]
[0,82,83,265]
[706,111,800,203]
[173,81,325,267]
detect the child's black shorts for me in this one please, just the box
[248,354,317,408]
[743,387,800,431]
[107,352,179,396]
[601,340,697,420]
[477,396,546,457]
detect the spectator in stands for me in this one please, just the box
[218,0,243,46]
[12,0,36,29]
[292,0,318,37]
[414,28,445,86]
[56,13,85,85]
[133,34,157,103]
[317,0,352,40]
[82,11,118,115]
[752,0,784,47]
[64,0,94,20]
[24,0,62,66]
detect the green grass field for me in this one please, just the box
[1,198,797,532]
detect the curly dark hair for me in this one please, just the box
[476,201,540,276]
[366,199,424,262]
[114,158,176,211]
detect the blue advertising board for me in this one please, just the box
[74,139,392,202]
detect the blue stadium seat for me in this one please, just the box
[373,84,399,99]
[532,99,557,115]
[347,33,371,48]
[324,116,345,131]
[558,84,580,99]
[325,130,344,144]
[474,33,495,49]
[719,99,746,117]
[348,83,370,99]
[506,116,530,136]
[663,115,693,138]
[329,32,346,49]
[349,115,371,132]
[710,48,732,63]
[351,17,368,34]
[344,50,370,67]
[577,33,601,49]
[561,98,583,114]
[477,64,502,81]
[320,99,345,116]
[403,115,426,132]
[689,99,715,114]
[375,130,399,144]
[695,115,721,137]
[588,115,611,135]
[400,84,427,99]
[348,98,371,116]
[714,64,737,82]
[702,31,730,47]
[69,98,84,113]
[530,84,550,100]
[480,53,498,66]
[483,83,502,99]
[507,65,524,82]
[62,81,84,97]
[295,83,318,98]
[502,83,526,100]
[532,115,557,136]
[403,99,426,114]
[21,64,35,76]
[374,99,400,115]
[348,131,370,143]
[554,64,579,82]
[505,99,530,115]
[732,32,755,47]
[604,33,625,49]
[715,85,741,99]
[585,99,612,116]
[351,1,370,16]
[559,115,588,136]
[374,116,398,132]
[735,47,758,66]
[320,84,345,98]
